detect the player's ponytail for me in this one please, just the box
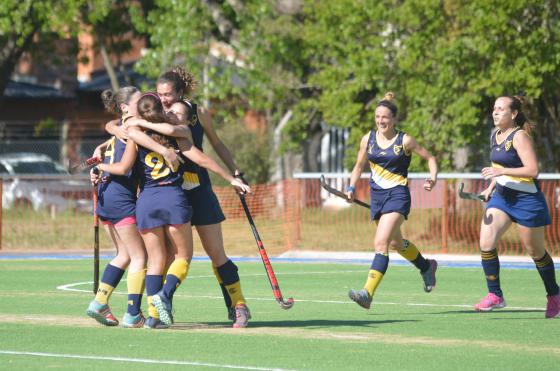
[157,67,198,99]
[101,86,139,115]
[509,95,535,136]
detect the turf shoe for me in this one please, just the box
[152,291,174,326]
[421,259,438,293]
[143,316,169,329]
[545,294,560,318]
[86,300,119,326]
[474,293,506,312]
[232,304,251,328]
[228,307,235,321]
[122,312,146,328]
[348,289,372,309]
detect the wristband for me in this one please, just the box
[346,185,356,193]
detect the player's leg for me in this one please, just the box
[518,225,559,318]
[141,227,169,329]
[197,223,250,325]
[349,212,404,309]
[86,223,129,326]
[474,207,511,311]
[389,229,437,292]
[152,223,193,325]
[114,220,147,328]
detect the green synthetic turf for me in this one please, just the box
[0,259,558,370]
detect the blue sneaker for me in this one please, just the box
[143,316,169,329]
[348,289,372,309]
[122,312,146,328]
[152,291,174,326]
[86,300,118,326]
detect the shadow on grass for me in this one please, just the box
[430,309,543,315]
[171,318,418,330]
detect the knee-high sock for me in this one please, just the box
[364,253,389,297]
[533,251,559,296]
[481,249,502,297]
[145,275,163,319]
[95,264,125,305]
[213,265,233,309]
[398,239,430,272]
[162,259,189,301]
[127,269,146,316]
[217,260,246,307]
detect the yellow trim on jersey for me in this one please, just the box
[491,163,537,193]
[182,171,200,190]
[369,161,408,189]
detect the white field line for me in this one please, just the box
[56,270,545,312]
[0,350,296,370]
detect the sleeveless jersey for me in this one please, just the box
[367,130,411,190]
[136,135,183,188]
[181,101,211,190]
[491,128,538,194]
[96,133,137,219]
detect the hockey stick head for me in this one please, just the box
[70,156,102,174]
[278,297,295,310]
[458,182,486,202]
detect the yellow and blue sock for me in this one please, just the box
[126,269,146,316]
[533,251,559,296]
[213,265,233,309]
[399,239,430,272]
[364,253,389,297]
[217,260,246,307]
[145,274,163,319]
[162,259,189,301]
[95,264,125,305]
[481,249,502,297]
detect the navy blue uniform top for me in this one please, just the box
[97,134,137,220]
[136,136,183,189]
[367,130,411,191]
[490,128,538,194]
[181,102,211,191]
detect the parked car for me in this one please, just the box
[0,152,91,212]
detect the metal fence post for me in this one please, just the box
[0,178,3,250]
[441,180,449,253]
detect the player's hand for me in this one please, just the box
[113,125,128,141]
[90,167,101,186]
[92,146,104,160]
[231,178,251,194]
[234,170,249,185]
[123,117,145,129]
[481,167,502,180]
[480,187,493,201]
[163,148,180,172]
[423,178,436,191]
[346,185,355,203]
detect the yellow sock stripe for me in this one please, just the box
[212,265,224,284]
[481,250,498,260]
[364,269,385,297]
[147,296,158,318]
[535,253,553,268]
[224,281,246,307]
[167,259,189,282]
[399,241,420,261]
[94,282,115,305]
[127,269,147,295]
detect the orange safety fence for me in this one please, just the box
[1,175,559,256]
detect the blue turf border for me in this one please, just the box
[0,253,558,270]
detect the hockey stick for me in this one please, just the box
[238,193,294,309]
[320,175,370,209]
[458,182,486,202]
[70,156,102,174]
[92,167,100,294]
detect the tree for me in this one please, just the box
[0,1,84,102]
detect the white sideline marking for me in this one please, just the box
[0,350,296,370]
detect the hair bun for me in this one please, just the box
[382,91,395,102]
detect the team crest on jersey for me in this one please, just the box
[393,145,403,155]
[368,144,374,154]
[505,140,512,151]
[379,151,387,156]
